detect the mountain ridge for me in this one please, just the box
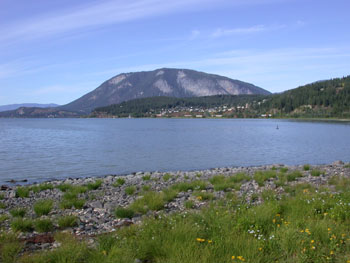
[0,103,59,112]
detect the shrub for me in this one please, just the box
[34,219,54,233]
[185,200,195,209]
[115,207,135,219]
[125,186,137,195]
[11,218,33,232]
[10,208,26,218]
[58,215,78,228]
[303,164,310,171]
[142,175,151,181]
[87,179,103,190]
[33,199,53,216]
[15,187,30,198]
[113,178,126,187]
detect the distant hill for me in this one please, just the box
[0,107,79,118]
[60,68,270,113]
[0,103,59,112]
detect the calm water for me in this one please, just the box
[0,118,349,184]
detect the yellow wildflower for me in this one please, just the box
[272,219,276,223]
[258,247,263,251]
[208,240,212,243]
[310,240,314,244]
[330,251,334,255]
[311,246,316,250]
[196,238,205,242]
[197,196,203,200]
[232,256,235,260]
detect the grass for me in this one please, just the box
[0,193,4,200]
[163,173,172,182]
[19,183,350,263]
[345,163,350,168]
[286,170,303,182]
[59,187,86,209]
[311,169,324,177]
[193,191,214,201]
[185,200,195,209]
[9,208,26,218]
[0,215,9,224]
[115,207,135,219]
[0,202,6,209]
[33,199,54,216]
[113,178,126,187]
[58,215,78,229]
[11,218,33,232]
[56,183,73,192]
[142,185,151,192]
[15,187,30,198]
[303,164,310,171]
[86,179,103,190]
[0,233,23,263]
[172,180,207,192]
[142,175,151,181]
[130,191,166,214]
[34,219,54,233]
[209,175,244,191]
[125,186,137,195]
[279,167,289,173]
[253,170,277,186]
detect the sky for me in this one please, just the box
[0,0,349,105]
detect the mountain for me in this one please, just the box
[60,68,270,113]
[0,103,59,112]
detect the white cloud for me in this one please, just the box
[211,24,286,38]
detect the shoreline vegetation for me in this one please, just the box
[1,161,350,262]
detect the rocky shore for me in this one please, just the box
[0,161,349,252]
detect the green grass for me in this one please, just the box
[129,191,166,214]
[193,191,214,201]
[11,218,33,232]
[345,163,350,168]
[34,219,54,233]
[0,233,23,263]
[113,178,126,187]
[0,193,4,200]
[125,186,137,195]
[86,179,103,190]
[303,164,310,171]
[115,207,135,219]
[172,180,207,192]
[15,187,30,198]
[209,175,244,191]
[311,169,323,177]
[163,173,172,182]
[185,200,195,209]
[0,214,9,224]
[38,183,54,191]
[279,167,289,173]
[142,185,151,192]
[56,183,73,192]
[0,202,6,209]
[58,215,78,229]
[9,208,26,218]
[142,175,151,181]
[275,173,287,187]
[286,170,303,182]
[196,173,202,178]
[253,170,277,186]
[33,199,54,216]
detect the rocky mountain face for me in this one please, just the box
[61,68,270,113]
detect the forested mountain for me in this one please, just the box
[257,76,350,118]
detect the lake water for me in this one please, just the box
[0,118,349,184]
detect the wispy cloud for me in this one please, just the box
[0,0,214,44]
[211,24,286,38]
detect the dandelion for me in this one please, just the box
[258,247,263,251]
[311,240,314,244]
[197,196,203,200]
[196,238,205,242]
[272,219,276,223]
[232,256,235,260]
[208,240,212,243]
[311,246,316,250]
[330,251,334,255]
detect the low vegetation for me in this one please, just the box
[33,199,53,216]
[34,219,54,233]
[58,215,78,229]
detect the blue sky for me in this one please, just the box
[0,0,349,105]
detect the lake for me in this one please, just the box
[0,118,349,184]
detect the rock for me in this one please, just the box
[333,160,344,166]
[1,185,10,191]
[90,201,103,209]
[115,219,133,228]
